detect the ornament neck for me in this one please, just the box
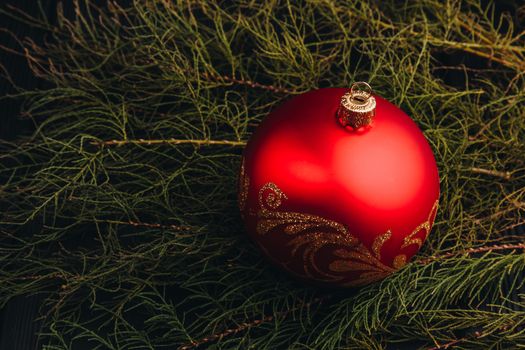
[336,81,376,130]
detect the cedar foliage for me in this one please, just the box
[1,0,525,349]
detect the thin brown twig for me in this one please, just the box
[473,201,525,225]
[428,325,512,350]
[494,220,525,235]
[418,242,525,265]
[97,219,193,232]
[11,272,65,281]
[433,39,524,72]
[431,65,503,73]
[91,138,247,147]
[470,167,512,180]
[428,330,484,350]
[428,337,466,350]
[178,297,327,350]
[178,315,275,350]
[201,71,297,95]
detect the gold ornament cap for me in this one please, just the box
[337,81,376,129]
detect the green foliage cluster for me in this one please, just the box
[1,0,525,348]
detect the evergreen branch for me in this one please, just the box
[347,4,525,72]
[179,241,525,349]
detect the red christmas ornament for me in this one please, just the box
[238,82,439,287]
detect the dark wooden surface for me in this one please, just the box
[0,1,523,349]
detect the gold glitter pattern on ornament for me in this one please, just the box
[256,182,400,286]
[238,157,250,212]
[329,243,397,287]
[288,231,357,279]
[401,200,439,249]
[393,254,407,269]
[372,230,391,261]
[259,182,287,210]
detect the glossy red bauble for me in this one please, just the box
[238,88,439,287]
